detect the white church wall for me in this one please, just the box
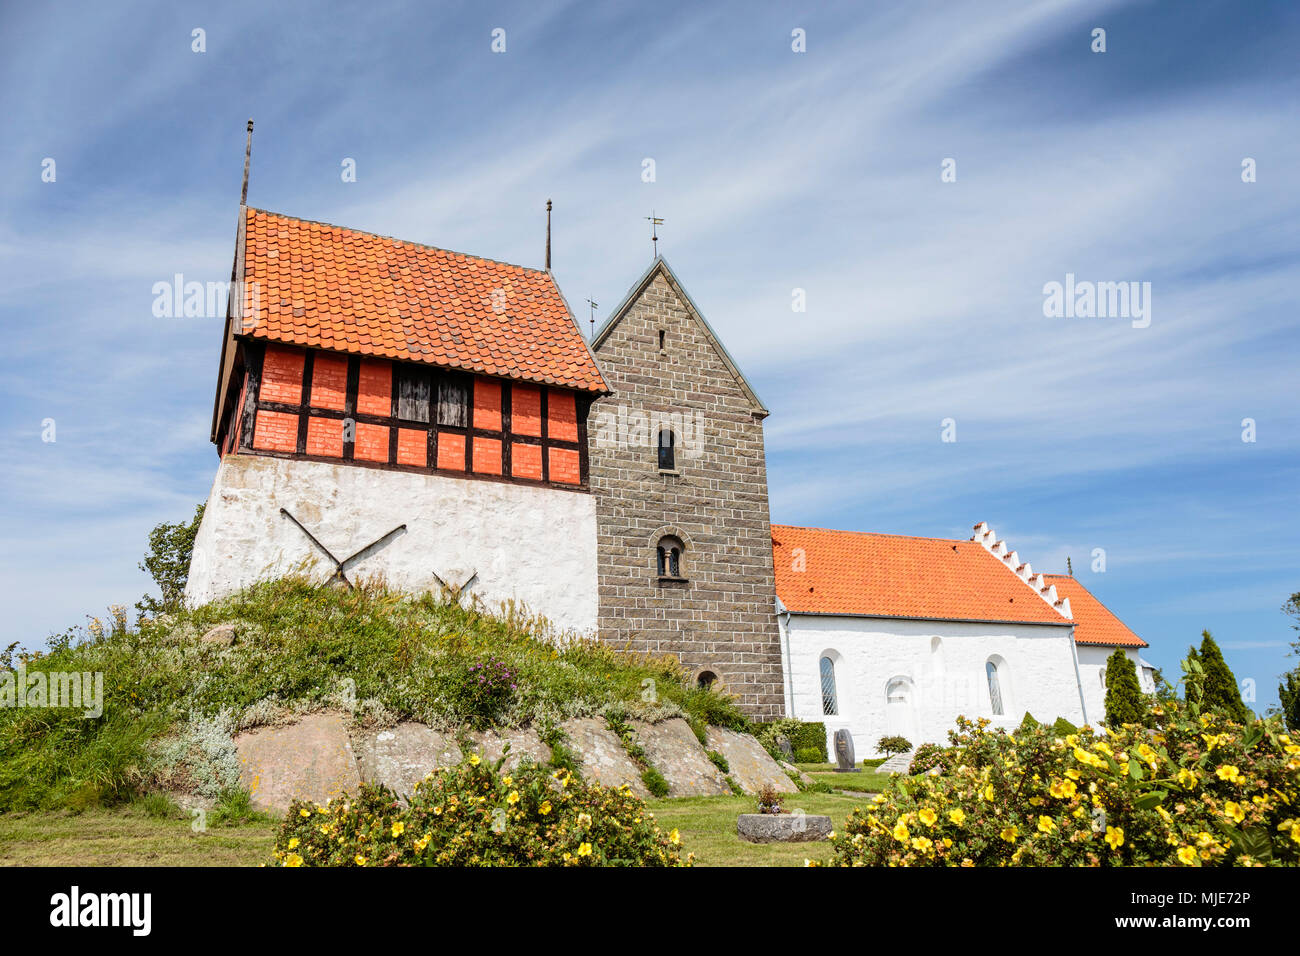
[782,613,1086,759]
[1076,643,1154,727]
[185,453,599,634]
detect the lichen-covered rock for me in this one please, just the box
[465,727,551,772]
[737,812,833,843]
[235,711,360,813]
[631,718,728,797]
[353,723,462,798]
[705,726,798,794]
[559,717,647,796]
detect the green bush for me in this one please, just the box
[755,718,827,762]
[815,708,1300,868]
[1104,649,1146,727]
[707,750,729,774]
[794,747,822,764]
[640,766,669,798]
[271,754,691,866]
[1052,717,1078,736]
[877,735,913,756]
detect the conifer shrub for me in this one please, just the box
[1104,649,1147,727]
[271,754,691,867]
[1198,631,1251,723]
[815,707,1300,868]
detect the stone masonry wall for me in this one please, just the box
[590,268,784,719]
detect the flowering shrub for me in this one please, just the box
[271,753,691,867]
[448,656,518,729]
[815,706,1300,867]
[755,784,785,815]
[909,742,952,776]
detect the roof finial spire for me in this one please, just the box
[545,199,552,270]
[645,211,664,258]
[240,119,254,206]
[1067,555,1073,576]
[585,297,598,339]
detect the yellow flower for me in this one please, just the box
[669,828,681,845]
[1037,816,1055,833]
[911,836,933,853]
[1223,801,1245,823]
[948,808,966,826]
[892,821,910,843]
[283,853,304,867]
[577,812,592,829]
[287,837,299,850]
[918,808,937,827]
[577,842,593,857]
[354,854,367,866]
[468,753,481,766]
[391,821,405,838]
[1177,846,1198,865]
[1104,826,1124,850]
[539,800,552,816]
[1215,765,1241,784]
[982,784,995,802]
[1136,743,1159,771]
[502,776,512,787]
[1196,831,1216,847]
[1176,768,1198,789]
[507,790,520,805]
[1000,825,1018,843]
[1157,806,1173,824]
[414,833,431,852]
[299,808,311,818]
[1049,779,1077,799]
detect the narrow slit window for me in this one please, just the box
[658,329,665,351]
[820,657,838,716]
[986,660,1005,716]
[658,428,675,471]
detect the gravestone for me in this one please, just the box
[775,735,794,760]
[833,729,859,772]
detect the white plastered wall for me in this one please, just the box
[1076,643,1155,726]
[184,454,598,634]
[783,613,1087,758]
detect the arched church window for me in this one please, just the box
[986,659,1005,716]
[656,535,685,579]
[658,427,676,472]
[696,670,717,689]
[820,656,838,716]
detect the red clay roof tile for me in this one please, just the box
[240,208,606,392]
[1045,575,1148,648]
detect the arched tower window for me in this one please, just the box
[657,428,676,472]
[986,659,1005,716]
[656,535,685,579]
[820,656,839,716]
[696,670,717,689]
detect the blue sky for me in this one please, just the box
[1,1,1296,710]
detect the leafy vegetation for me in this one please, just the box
[876,735,913,757]
[1197,630,1251,724]
[135,504,204,621]
[1103,649,1146,726]
[0,577,747,811]
[271,753,691,866]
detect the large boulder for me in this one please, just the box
[465,727,551,772]
[737,812,833,843]
[705,726,798,795]
[353,723,462,798]
[559,717,648,796]
[235,711,360,813]
[631,718,728,797]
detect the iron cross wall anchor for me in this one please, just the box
[278,507,407,589]
[431,570,478,606]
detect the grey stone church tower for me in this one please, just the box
[589,258,784,719]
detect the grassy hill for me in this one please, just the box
[0,578,747,811]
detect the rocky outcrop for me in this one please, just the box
[235,711,360,813]
[559,717,648,796]
[354,723,462,798]
[706,726,798,794]
[631,718,728,797]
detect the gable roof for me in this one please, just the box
[592,256,769,416]
[238,207,608,392]
[771,525,1071,626]
[1045,575,1148,648]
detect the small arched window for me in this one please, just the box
[656,535,685,579]
[657,428,676,472]
[696,670,717,689]
[820,656,838,716]
[986,659,1005,716]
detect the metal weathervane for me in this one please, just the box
[279,508,407,589]
[645,212,664,257]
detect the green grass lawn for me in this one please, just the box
[1,792,877,867]
[795,762,896,793]
[0,806,277,866]
[646,791,869,866]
